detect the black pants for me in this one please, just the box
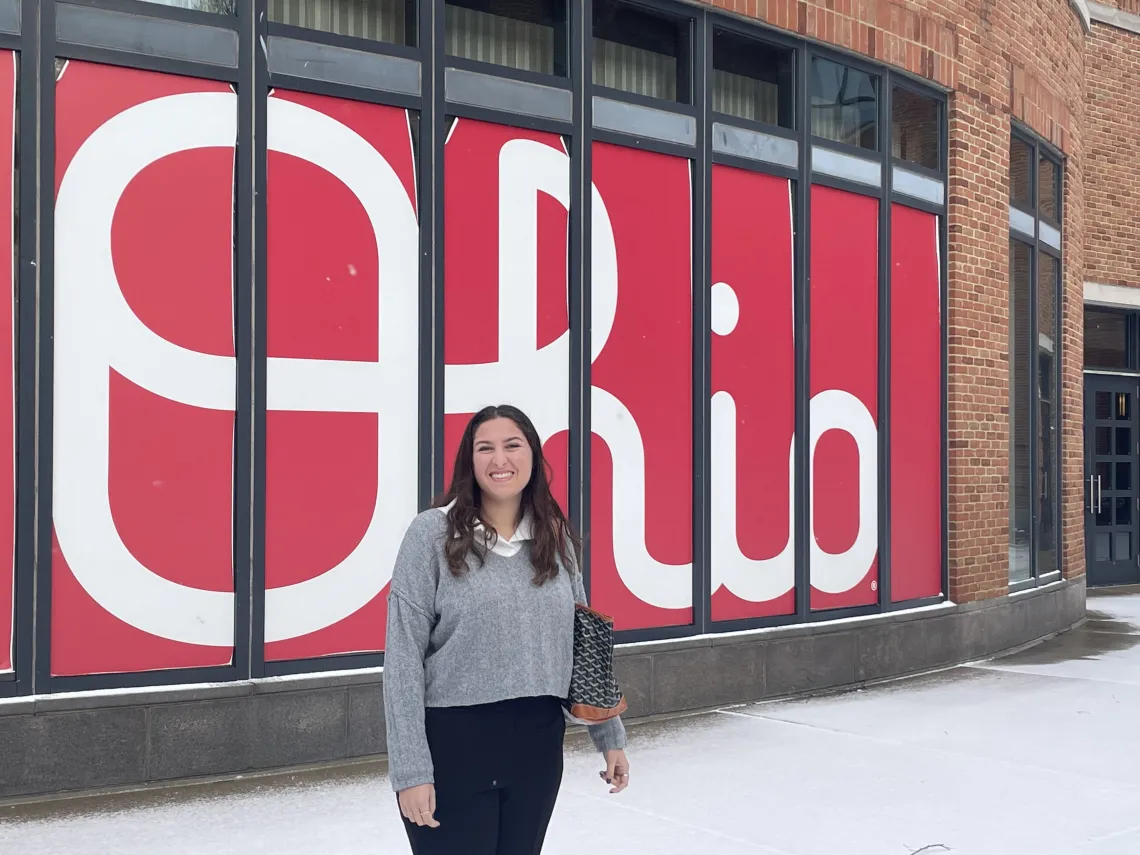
[401,696,566,855]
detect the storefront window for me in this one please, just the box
[712,30,793,127]
[1039,154,1060,222]
[268,0,411,45]
[1010,239,1033,583]
[446,0,567,76]
[892,87,939,170]
[810,58,876,149]
[137,0,237,10]
[1007,131,1063,586]
[1010,137,1032,209]
[1037,251,1059,575]
[593,0,690,103]
[1085,309,1129,370]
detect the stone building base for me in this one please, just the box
[0,578,1085,801]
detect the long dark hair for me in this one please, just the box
[435,404,580,585]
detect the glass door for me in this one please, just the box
[1084,375,1140,586]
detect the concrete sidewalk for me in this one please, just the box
[1,589,1136,855]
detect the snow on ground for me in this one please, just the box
[1,590,1137,855]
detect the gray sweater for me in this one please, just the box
[383,509,627,792]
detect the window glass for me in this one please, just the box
[139,0,236,10]
[1036,251,1059,575]
[891,87,939,171]
[268,0,411,45]
[810,58,876,149]
[712,30,793,128]
[1039,155,1060,222]
[1085,309,1129,370]
[1009,240,1033,583]
[593,0,689,103]
[446,0,567,76]
[1010,137,1032,208]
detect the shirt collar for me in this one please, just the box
[438,501,533,557]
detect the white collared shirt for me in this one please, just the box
[437,502,533,558]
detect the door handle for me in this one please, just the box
[1090,475,1096,513]
[1097,475,1103,514]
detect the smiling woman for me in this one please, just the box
[383,404,629,855]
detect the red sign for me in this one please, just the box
[443,119,570,512]
[710,165,795,621]
[45,64,940,674]
[810,185,879,610]
[891,204,942,601]
[51,62,237,675]
[264,90,418,661]
[589,142,693,630]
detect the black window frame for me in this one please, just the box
[1008,124,1064,593]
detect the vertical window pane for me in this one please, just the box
[810,58,877,149]
[1009,241,1032,583]
[445,0,567,76]
[891,87,939,170]
[1010,137,1032,208]
[712,30,793,128]
[1039,155,1060,222]
[1084,309,1129,370]
[268,0,409,45]
[593,0,688,103]
[1036,251,1059,575]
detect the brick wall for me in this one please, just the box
[1085,19,1140,288]
[703,0,1088,600]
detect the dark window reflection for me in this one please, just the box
[1036,251,1059,574]
[1084,309,1129,370]
[712,30,793,128]
[446,0,568,76]
[141,0,237,13]
[1009,240,1032,583]
[1038,155,1060,222]
[891,87,939,170]
[593,0,688,103]
[269,0,412,45]
[1010,138,1032,208]
[810,58,877,149]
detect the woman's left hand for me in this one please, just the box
[599,749,630,793]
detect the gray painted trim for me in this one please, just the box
[268,36,420,96]
[1084,281,1140,308]
[1071,0,1093,32]
[592,96,697,147]
[0,0,18,36]
[1085,368,1140,377]
[892,165,945,206]
[445,67,572,123]
[1088,0,1140,35]
[711,122,798,169]
[56,3,240,68]
[1039,219,1062,251]
[1010,205,1035,239]
[811,145,881,188]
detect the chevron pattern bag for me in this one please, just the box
[565,603,628,723]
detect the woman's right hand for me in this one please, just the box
[398,783,440,827]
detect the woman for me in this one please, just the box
[384,404,631,855]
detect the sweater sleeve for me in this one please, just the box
[567,547,629,754]
[383,514,441,793]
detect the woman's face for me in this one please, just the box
[472,417,534,502]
